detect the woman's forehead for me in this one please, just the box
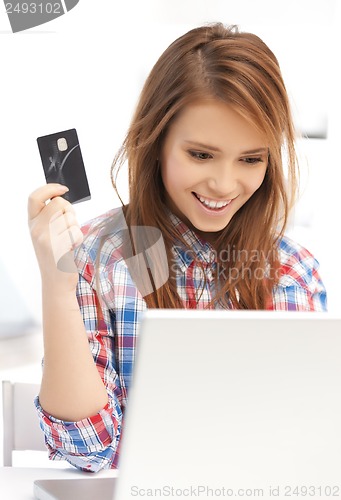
[164,99,268,151]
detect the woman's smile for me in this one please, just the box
[192,191,235,214]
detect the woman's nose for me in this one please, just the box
[206,163,238,197]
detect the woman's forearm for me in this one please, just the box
[38,282,108,422]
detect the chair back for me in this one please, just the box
[2,380,46,466]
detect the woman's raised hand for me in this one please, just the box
[28,183,84,291]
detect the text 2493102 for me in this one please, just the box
[5,3,62,14]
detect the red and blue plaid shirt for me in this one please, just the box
[35,208,327,472]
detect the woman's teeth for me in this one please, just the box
[196,193,231,209]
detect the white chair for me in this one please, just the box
[2,380,46,466]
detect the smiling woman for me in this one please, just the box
[27,23,327,473]
[117,23,304,310]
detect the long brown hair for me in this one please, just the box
[109,23,298,309]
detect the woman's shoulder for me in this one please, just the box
[278,234,316,263]
[80,207,122,237]
[276,234,323,291]
[75,207,128,269]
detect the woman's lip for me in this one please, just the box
[192,192,233,203]
[192,192,235,215]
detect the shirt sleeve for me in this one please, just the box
[34,234,123,473]
[271,237,327,311]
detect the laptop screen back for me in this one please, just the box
[115,310,341,499]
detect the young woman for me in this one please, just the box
[28,23,327,472]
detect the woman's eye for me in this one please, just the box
[241,157,263,164]
[188,151,213,161]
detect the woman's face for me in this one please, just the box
[160,99,269,242]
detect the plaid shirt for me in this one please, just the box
[35,208,327,472]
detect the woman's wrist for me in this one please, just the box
[41,276,79,299]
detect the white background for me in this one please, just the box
[0,0,340,467]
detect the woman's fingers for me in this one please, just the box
[49,206,80,236]
[28,183,69,220]
[28,184,84,272]
[49,210,84,270]
[28,184,82,289]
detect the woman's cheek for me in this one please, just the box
[248,170,267,194]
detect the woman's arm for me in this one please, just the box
[28,184,108,421]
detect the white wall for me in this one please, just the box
[0,0,339,336]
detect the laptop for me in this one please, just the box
[34,310,341,499]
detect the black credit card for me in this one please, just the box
[37,128,91,204]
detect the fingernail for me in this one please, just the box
[60,185,69,192]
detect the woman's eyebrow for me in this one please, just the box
[183,140,222,152]
[184,141,268,155]
[241,147,268,155]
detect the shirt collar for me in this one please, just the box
[168,210,217,272]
